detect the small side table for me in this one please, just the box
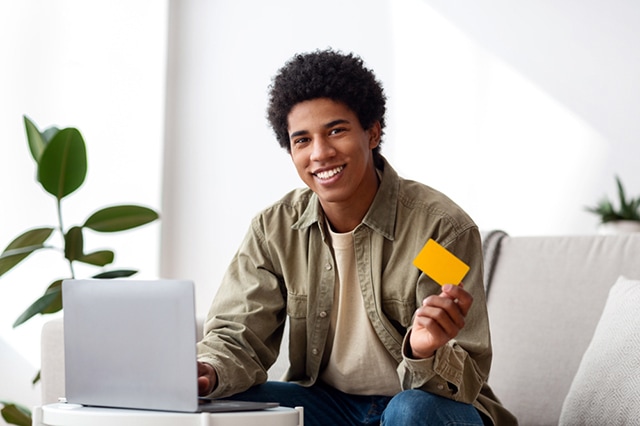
[32,402,303,426]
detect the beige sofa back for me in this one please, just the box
[485,233,640,425]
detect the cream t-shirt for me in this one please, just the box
[319,228,402,396]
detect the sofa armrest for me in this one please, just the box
[40,317,65,405]
[480,229,508,296]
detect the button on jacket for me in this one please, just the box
[197,157,515,425]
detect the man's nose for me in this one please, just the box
[310,137,336,161]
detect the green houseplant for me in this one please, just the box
[0,116,159,425]
[585,175,640,234]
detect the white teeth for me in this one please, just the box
[315,166,344,180]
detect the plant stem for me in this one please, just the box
[57,198,76,279]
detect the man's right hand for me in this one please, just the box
[409,283,473,359]
[197,361,218,396]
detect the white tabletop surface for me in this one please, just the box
[33,402,302,426]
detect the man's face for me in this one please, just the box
[287,98,380,212]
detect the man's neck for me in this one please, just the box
[322,168,380,233]
[324,206,367,233]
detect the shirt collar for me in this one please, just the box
[292,156,398,242]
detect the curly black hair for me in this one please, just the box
[267,49,387,164]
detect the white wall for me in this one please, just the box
[401,0,640,234]
[161,0,640,318]
[0,0,167,415]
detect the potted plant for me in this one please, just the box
[0,116,159,425]
[585,175,640,234]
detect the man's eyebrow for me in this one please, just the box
[289,119,351,140]
[325,119,350,128]
[289,129,308,139]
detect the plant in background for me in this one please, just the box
[0,116,159,425]
[585,175,640,223]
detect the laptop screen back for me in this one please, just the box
[62,279,199,412]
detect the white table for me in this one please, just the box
[32,403,303,426]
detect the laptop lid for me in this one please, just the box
[63,279,200,412]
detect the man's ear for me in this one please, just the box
[368,121,382,149]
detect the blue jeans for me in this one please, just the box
[228,381,485,426]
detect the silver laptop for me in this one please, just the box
[62,278,278,413]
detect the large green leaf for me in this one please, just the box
[77,250,114,267]
[0,227,54,277]
[37,127,87,200]
[13,280,62,327]
[84,205,159,232]
[93,269,137,278]
[23,115,46,163]
[0,402,31,426]
[64,226,84,261]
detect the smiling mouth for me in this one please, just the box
[314,165,345,180]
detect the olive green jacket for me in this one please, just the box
[197,158,516,425]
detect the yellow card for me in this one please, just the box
[413,239,470,286]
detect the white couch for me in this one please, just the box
[40,231,640,425]
[482,231,640,425]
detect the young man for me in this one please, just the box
[197,49,516,425]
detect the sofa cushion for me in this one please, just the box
[559,275,640,425]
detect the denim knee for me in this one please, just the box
[381,390,483,426]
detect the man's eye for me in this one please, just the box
[330,128,346,135]
[293,137,310,144]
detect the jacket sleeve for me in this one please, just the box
[396,227,492,404]
[196,217,286,398]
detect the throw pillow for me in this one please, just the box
[559,275,640,425]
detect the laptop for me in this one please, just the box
[62,278,279,413]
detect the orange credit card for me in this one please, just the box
[413,238,470,286]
